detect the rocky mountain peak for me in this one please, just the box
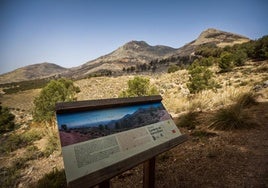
[192,28,250,46]
[172,28,250,57]
[123,40,149,49]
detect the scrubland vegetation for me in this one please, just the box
[0,35,268,187]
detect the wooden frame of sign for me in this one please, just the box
[56,95,187,188]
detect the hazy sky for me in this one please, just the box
[0,0,267,74]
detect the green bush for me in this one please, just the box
[250,35,268,60]
[120,76,158,97]
[199,57,215,66]
[167,64,180,73]
[187,63,217,93]
[33,79,80,122]
[0,105,15,133]
[219,52,234,72]
[233,50,247,66]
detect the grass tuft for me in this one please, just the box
[0,129,43,154]
[43,127,61,157]
[176,111,198,130]
[35,168,67,188]
[236,92,257,108]
[210,92,258,130]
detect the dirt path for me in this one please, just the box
[111,102,268,187]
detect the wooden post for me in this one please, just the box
[143,157,155,188]
[99,180,110,188]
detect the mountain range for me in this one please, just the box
[0,28,250,84]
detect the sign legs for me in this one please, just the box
[99,180,110,188]
[143,157,156,188]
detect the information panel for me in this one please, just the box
[56,96,185,187]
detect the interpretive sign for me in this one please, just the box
[56,95,187,188]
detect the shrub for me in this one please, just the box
[0,105,15,133]
[233,50,247,66]
[33,79,80,122]
[187,63,217,93]
[120,76,158,97]
[219,52,233,72]
[168,64,180,73]
[199,57,215,67]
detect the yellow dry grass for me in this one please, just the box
[0,60,267,116]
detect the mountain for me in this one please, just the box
[63,41,176,78]
[65,28,250,78]
[171,28,250,57]
[0,63,67,84]
[0,28,251,83]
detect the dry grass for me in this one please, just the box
[0,89,41,112]
[0,60,267,187]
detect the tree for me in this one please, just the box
[0,105,15,133]
[187,64,217,93]
[233,49,247,66]
[33,79,80,122]
[120,76,158,97]
[252,35,268,60]
[219,52,234,72]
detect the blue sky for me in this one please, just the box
[0,0,267,74]
[56,103,163,128]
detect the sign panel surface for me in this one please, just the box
[56,100,182,184]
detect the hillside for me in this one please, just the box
[168,28,250,57]
[0,28,251,82]
[0,63,67,84]
[0,59,268,187]
[65,28,250,78]
[63,41,176,78]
